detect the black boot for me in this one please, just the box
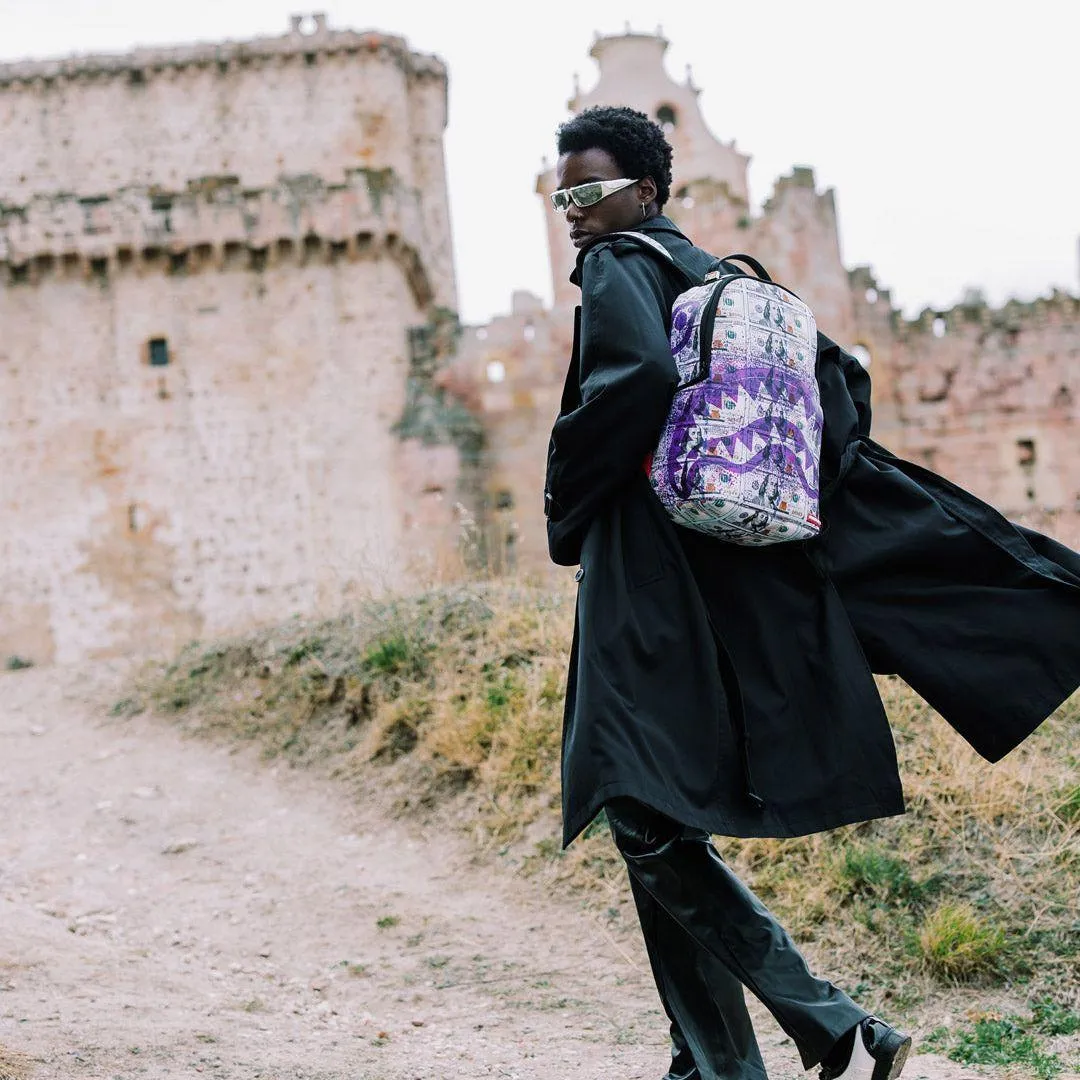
[819,1015,912,1080]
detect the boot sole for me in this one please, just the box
[872,1031,911,1080]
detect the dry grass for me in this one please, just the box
[0,1044,34,1080]
[127,579,1080,1026]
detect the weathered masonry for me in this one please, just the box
[2,22,1077,665]
[0,16,472,663]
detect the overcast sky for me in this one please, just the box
[3,0,1077,326]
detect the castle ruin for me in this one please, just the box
[2,22,1077,664]
[0,15,476,664]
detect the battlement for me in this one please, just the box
[0,172,433,302]
[902,290,1080,336]
[762,167,836,215]
[849,260,1080,336]
[848,265,896,312]
[0,14,445,86]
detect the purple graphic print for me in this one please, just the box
[650,277,823,545]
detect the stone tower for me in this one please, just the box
[538,31,751,313]
[0,15,471,664]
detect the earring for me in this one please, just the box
[641,202,647,221]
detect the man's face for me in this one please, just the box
[554,148,645,249]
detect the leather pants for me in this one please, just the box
[606,798,865,1080]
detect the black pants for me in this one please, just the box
[606,798,865,1080]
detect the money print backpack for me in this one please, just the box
[616,232,824,546]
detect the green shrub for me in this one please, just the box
[837,843,923,903]
[916,901,1008,981]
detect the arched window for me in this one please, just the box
[656,104,678,131]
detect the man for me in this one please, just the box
[543,104,1080,1080]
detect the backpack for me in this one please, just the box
[614,232,824,546]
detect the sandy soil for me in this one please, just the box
[0,663,1032,1080]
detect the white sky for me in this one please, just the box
[2,0,1078,327]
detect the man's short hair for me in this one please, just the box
[556,105,674,209]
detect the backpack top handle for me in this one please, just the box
[720,253,773,282]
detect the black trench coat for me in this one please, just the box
[545,216,1080,848]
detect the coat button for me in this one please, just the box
[574,567,584,582]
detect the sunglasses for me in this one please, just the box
[549,177,639,212]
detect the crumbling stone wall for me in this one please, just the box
[850,283,1080,548]
[0,18,467,664]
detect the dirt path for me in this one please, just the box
[1,665,990,1080]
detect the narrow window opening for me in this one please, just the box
[1018,438,1037,503]
[485,360,506,384]
[523,323,536,342]
[148,338,170,367]
[656,104,678,130]
[932,317,947,338]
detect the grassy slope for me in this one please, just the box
[125,580,1080,1062]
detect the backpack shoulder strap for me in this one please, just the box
[606,230,699,290]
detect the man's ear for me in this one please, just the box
[637,177,658,207]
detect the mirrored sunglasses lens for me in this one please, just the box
[550,191,570,211]
[572,183,604,207]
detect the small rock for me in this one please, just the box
[161,839,198,855]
